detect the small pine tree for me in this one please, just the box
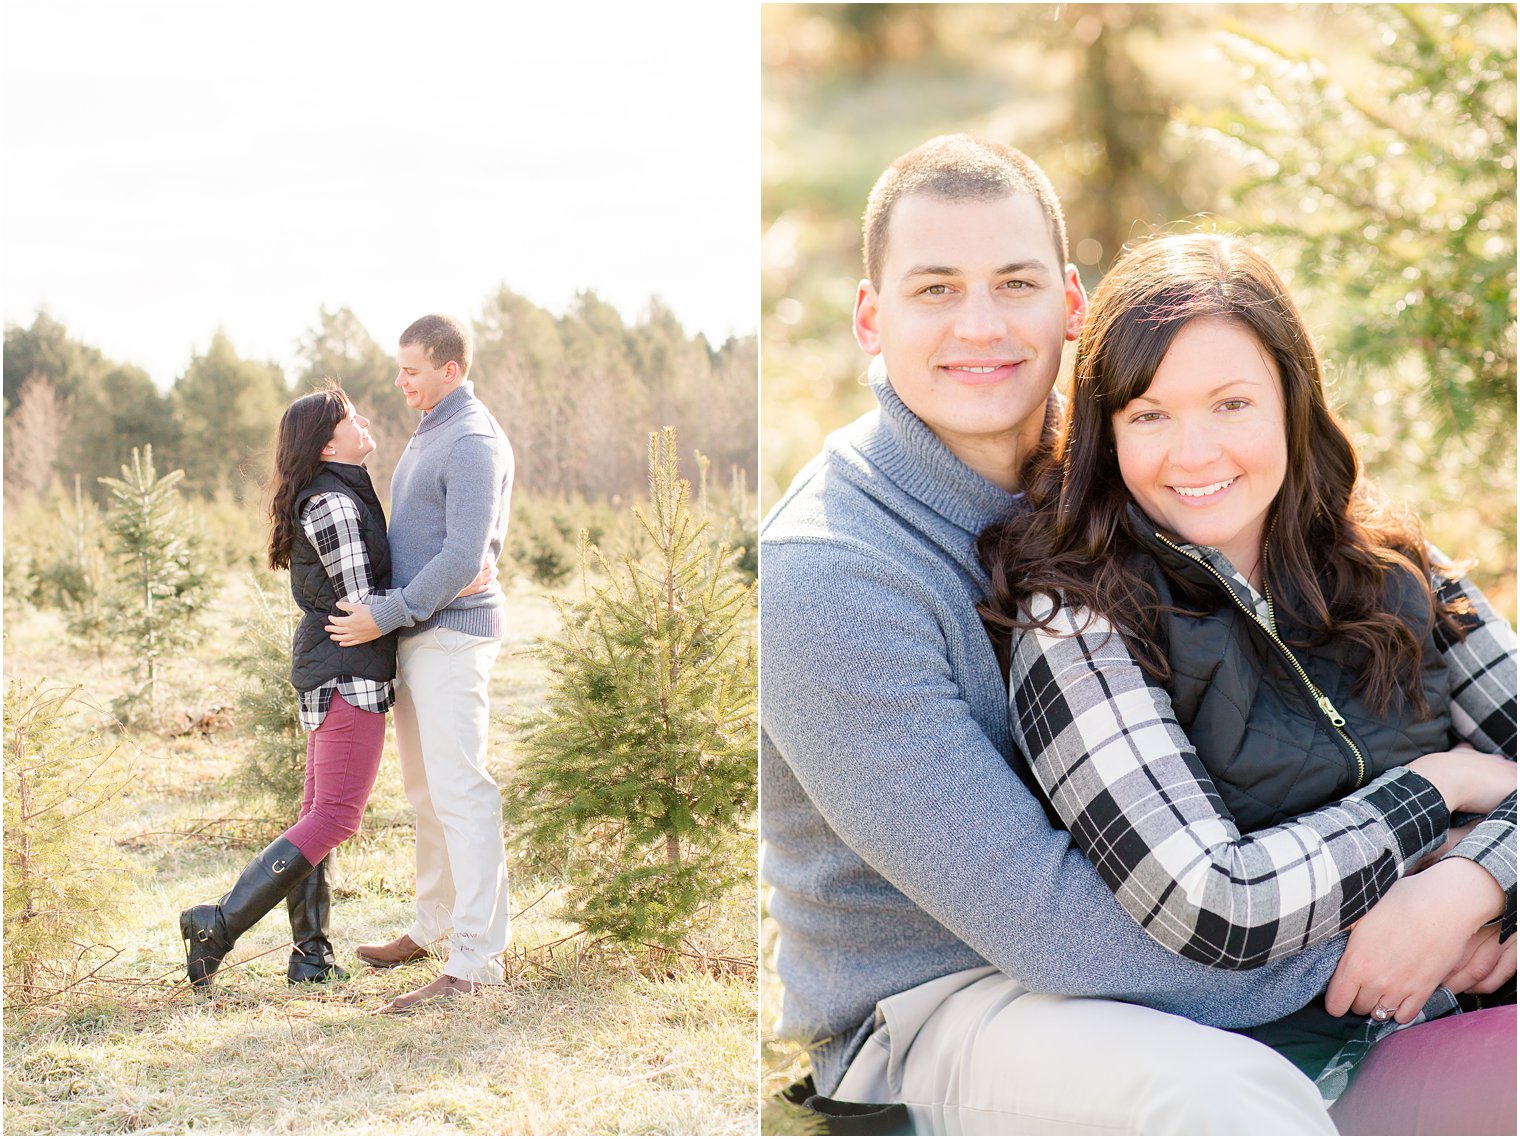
[98,446,212,721]
[2,541,39,624]
[228,573,306,826]
[62,475,112,663]
[510,427,758,948]
[3,682,135,1004]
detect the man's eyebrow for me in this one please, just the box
[902,259,1052,279]
[992,260,1051,276]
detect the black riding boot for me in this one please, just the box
[286,854,349,983]
[179,836,314,987]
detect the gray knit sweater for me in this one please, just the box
[760,374,1343,1095]
[371,382,513,639]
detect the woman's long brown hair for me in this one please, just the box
[978,234,1463,716]
[266,381,350,570]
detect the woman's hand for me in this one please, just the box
[1325,857,1506,1024]
[1440,926,1517,996]
[1407,745,1517,815]
[454,561,497,599]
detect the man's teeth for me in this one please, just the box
[955,365,1000,373]
[1173,478,1235,498]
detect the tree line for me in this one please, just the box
[4,289,757,508]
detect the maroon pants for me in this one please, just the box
[1330,1005,1516,1136]
[283,691,386,864]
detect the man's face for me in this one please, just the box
[395,341,456,412]
[853,192,1086,466]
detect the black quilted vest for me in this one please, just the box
[1125,508,1451,831]
[288,464,397,692]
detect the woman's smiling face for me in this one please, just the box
[1112,316,1288,585]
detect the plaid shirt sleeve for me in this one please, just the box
[1008,596,1449,970]
[1433,573,1517,756]
[299,492,379,604]
[1433,573,1517,934]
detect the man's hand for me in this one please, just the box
[1325,858,1506,1023]
[326,600,382,646]
[455,561,496,599]
[1440,926,1517,995]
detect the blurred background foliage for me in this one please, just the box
[762,2,1515,614]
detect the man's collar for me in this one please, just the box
[416,381,474,431]
[850,366,1020,535]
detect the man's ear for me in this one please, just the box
[854,279,883,356]
[1063,264,1088,343]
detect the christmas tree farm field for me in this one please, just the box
[3,573,758,1136]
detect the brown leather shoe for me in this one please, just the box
[379,973,483,1014]
[354,933,433,969]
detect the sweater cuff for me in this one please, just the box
[369,589,412,636]
[1352,767,1450,872]
[1440,792,1517,940]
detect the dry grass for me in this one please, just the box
[759,898,819,1136]
[4,575,759,1136]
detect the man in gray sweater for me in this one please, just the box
[762,135,1344,1132]
[327,313,514,1012]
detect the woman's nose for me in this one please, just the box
[1172,418,1222,468]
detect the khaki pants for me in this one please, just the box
[835,967,1336,1135]
[393,625,509,984]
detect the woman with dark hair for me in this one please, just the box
[978,233,1516,1129]
[178,383,484,988]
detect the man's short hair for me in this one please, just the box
[862,134,1070,287]
[400,313,473,376]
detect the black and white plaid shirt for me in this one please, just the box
[295,492,394,732]
[1008,557,1517,969]
[1434,577,1520,937]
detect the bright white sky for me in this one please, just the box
[2,1,758,390]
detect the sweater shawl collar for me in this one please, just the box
[841,369,1020,537]
[413,381,476,435]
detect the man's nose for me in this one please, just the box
[953,288,1001,345]
[394,371,405,387]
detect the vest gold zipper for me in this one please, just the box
[1152,532,1369,788]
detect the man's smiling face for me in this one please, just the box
[853,192,1085,472]
[395,341,456,412]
